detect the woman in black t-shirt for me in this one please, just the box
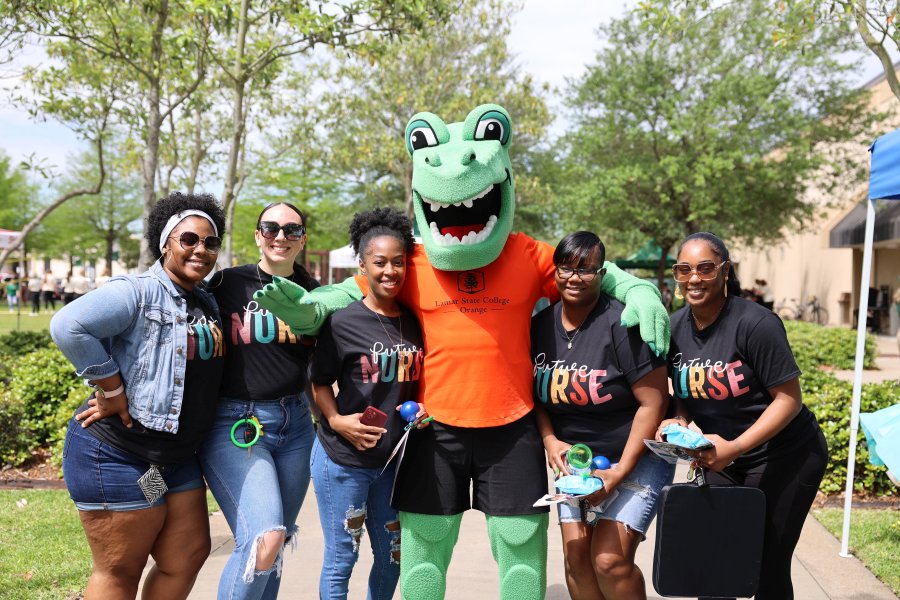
[656,232,827,600]
[531,231,673,600]
[309,207,423,600]
[199,202,320,599]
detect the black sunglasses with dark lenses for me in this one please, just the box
[258,221,306,240]
[672,260,726,282]
[170,231,222,253]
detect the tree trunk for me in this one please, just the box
[220,0,250,267]
[137,0,169,271]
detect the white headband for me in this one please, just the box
[159,210,218,253]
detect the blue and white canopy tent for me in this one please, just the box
[841,128,900,556]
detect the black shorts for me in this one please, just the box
[392,412,549,516]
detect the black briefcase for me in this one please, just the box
[652,483,766,598]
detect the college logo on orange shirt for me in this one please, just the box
[457,270,485,294]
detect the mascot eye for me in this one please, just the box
[409,126,438,151]
[474,118,505,142]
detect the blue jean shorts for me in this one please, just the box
[62,417,204,511]
[557,452,674,536]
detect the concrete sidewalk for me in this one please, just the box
[150,471,897,600]
[145,334,900,599]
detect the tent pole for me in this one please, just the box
[840,198,877,557]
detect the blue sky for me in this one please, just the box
[0,0,888,173]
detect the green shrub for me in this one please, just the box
[0,393,35,465]
[785,322,896,496]
[0,330,53,358]
[806,378,898,496]
[784,321,876,370]
[8,346,82,451]
[50,387,90,468]
[0,330,55,387]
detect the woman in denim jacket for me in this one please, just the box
[51,192,226,600]
[200,202,320,600]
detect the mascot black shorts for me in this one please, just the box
[392,412,549,516]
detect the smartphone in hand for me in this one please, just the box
[359,406,388,428]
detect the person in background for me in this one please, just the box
[70,267,92,300]
[62,271,76,305]
[27,272,41,315]
[754,279,774,311]
[659,281,673,313]
[200,202,320,600]
[41,271,56,313]
[531,231,672,600]
[50,191,226,600]
[5,277,18,312]
[309,207,423,600]
[657,232,826,600]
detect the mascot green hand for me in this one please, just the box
[252,276,362,335]
[601,262,670,356]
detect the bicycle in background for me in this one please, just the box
[774,296,829,325]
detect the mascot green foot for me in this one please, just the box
[399,512,462,600]
[487,514,548,600]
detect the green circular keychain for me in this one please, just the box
[230,416,262,448]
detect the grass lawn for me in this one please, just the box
[0,489,221,600]
[813,507,900,595]
[0,311,53,333]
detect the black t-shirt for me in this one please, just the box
[310,300,424,469]
[530,295,665,462]
[207,264,320,400]
[668,296,817,466]
[86,286,225,465]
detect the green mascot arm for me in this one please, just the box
[253,276,363,336]
[600,261,670,356]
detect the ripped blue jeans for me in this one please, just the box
[200,395,315,600]
[310,438,400,600]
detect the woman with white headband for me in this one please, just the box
[51,192,227,600]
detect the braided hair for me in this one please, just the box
[349,207,416,258]
[677,232,742,297]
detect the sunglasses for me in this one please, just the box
[169,231,222,254]
[672,260,726,282]
[556,265,604,282]
[258,221,305,241]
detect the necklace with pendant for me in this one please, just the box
[256,262,294,288]
[561,310,588,349]
[373,308,403,348]
[691,300,726,331]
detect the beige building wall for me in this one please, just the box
[733,71,900,334]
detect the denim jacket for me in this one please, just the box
[50,261,220,434]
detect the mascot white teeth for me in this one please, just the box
[255,104,669,599]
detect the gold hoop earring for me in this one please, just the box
[724,279,729,298]
[674,286,683,300]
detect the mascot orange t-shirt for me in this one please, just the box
[357,233,558,427]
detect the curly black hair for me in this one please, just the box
[348,207,416,257]
[146,192,226,260]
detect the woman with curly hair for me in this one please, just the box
[200,202,320,600]
[51,192,227,600]
[309,207,424,600]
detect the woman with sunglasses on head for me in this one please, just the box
[199,202,320,600]
[309,207,423,600]
[530,231,673,600]
[655,232,827,600]
[50,192,226,600]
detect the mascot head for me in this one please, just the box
[405,104,514,271]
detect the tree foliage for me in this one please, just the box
[554,0,878,280]
[640,0,900,103]
[283,0,553,247]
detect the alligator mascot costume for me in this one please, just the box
[255,104,669,599]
